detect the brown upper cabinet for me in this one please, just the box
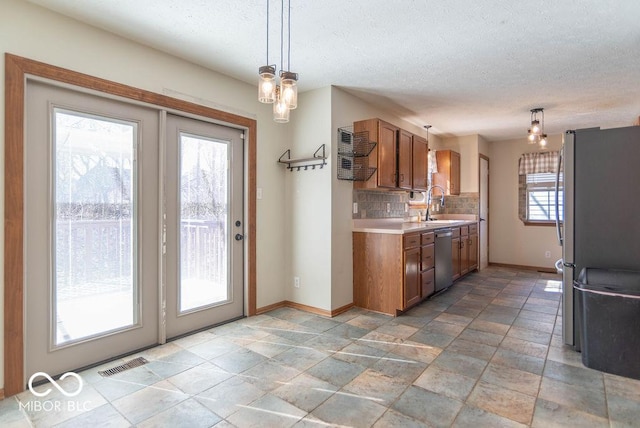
[353,118,429,191]
[354,119,398,189]
[412,134,428,191]
[398,129,413,190]
[432,150,461,195]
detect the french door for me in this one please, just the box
[164,114,244,338]
[24,80,244,380]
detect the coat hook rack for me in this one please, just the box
[278,144,327,171]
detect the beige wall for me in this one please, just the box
[432,135,480,193]
[0,0,290,388]
[488,135,563,269]
[286,87,333,309]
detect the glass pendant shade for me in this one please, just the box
[258,65,276,103]
[540,135,548,147]
[280,71,298,109]
[530,119,541,135]
[273,88,290,123]
[527,108,547,147]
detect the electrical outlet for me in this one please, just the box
[405,203,409,213]
[353,202,358,214]
[386,203,391,213]
[545,251,551,258]
[257,188,263,200]
[294,277,300,288]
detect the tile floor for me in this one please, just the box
[3,266,640,427]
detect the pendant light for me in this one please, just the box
[273,86,290,122]
[257,0,298,122]
[527,108,548,148]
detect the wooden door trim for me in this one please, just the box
[4,53,257,396]
[479,154,490,269]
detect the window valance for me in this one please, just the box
[518,151,560,175]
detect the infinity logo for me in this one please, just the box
[28,372,84,398]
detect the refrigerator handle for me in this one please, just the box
[555,146,563,246]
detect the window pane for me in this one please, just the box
[528,189,563,221]
[180,134,229,312]
[54,109,136,346]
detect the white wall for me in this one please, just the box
[0,0,289,389]
[488,135,563,269]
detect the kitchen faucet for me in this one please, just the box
[425,185,446,221]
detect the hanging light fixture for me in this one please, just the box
[527,108,548,147]
[258,0,298,122]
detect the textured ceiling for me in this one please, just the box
[25,0,640,140]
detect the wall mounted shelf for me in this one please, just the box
[278,144,327,171]
[337,127,377,181]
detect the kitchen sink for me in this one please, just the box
[424,220,461,224]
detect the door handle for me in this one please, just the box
[235,234,244,241]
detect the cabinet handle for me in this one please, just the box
[400,173,405,183]
[461,241,465,249]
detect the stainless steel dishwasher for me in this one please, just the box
[435,228,453,292]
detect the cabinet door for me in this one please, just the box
[432,150,461,196]
[404,247,421,309]
[421,268,435,298]
[398,130,413,190]
[378,121,399,188]
[468,232,478,271]
[412,135,428,191]
[452,236,461,281]
[451,151,461,195]
[460,238,469,276]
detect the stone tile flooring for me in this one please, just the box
[3,266,640,427]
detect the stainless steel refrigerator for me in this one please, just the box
[557,126,640,350]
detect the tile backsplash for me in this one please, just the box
[353,189,478,220]
[352,190,408,219]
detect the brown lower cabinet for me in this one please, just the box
[353,231,435,315]
[353,224,476,316]
[452,223,478,280]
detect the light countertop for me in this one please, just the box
[353,216,478,235]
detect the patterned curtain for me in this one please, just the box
[518,151,560,175]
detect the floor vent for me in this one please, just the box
[98,357,148,377]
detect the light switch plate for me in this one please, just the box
[257,188,263,200]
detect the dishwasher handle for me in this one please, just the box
[435,229,453,238]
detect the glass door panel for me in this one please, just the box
[25,80,159,380]
[180,134,230,312]
[165,114,244,338]
[53,109,138,346]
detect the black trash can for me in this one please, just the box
[574,268,640,380]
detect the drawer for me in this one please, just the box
[451,227,460,238]
[460,225,469,236]
[421,268,435,298]
[421,232,435,245]
[404,233,421,249]
[421,244,434,270]
[469,223,478,234]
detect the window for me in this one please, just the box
[525,172,563,222]
[518,151,562,225]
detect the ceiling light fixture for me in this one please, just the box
[527,108,548,148]
[258,0,298,123]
